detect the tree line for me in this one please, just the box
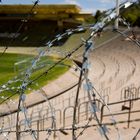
[122,0,140,27]
[85,1,140,27]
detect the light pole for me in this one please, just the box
[115,0,120,29]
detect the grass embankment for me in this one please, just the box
[0,53,70,101]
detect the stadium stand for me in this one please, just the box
[0,5,92,47]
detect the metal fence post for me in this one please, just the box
[127,100,132,128]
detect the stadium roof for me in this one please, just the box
[0,4,92,21]
[0,4,81,14]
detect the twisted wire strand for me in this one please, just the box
[0,1,135,90]
[72,55,85,140]
[116,17,140,47]
[0,27,90,96]
[0,29,88,136]
[80,41,109,140]
[15,32,85,139]
[0,101,11,140]
[86,80,109,140]
[71,2,133,138]
[83,63,121,139]
[0,0,125,92]
[0,1,134,95]
[1,118,140,134]
[0,1,134,139]
[115,29,140,47]
[0,81,79,110]
[0,90,17,139]
[132,128,140,140]
[25,1,135,139]
[39,88,58,139]
[16,42,85,140]
[75,115,93,140]
[21,98,39,140]
[92,85,121,140]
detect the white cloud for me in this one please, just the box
[81,7,106,15]
[62,0,114,14]
[100,0,113,3]
[64,0,81,6]
[83,0,113,3]
[81,8,95,13]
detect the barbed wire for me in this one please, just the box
[132,128,140,140]
[75,115,93,140]
[71,2,135,139]
[75,40,110,140]
[1,118,140,134]
[114,28,140,47]
[113,16,140,47]
[0,1,134,96]
[0,1,135,96]
[38,88,58,139]
[71,39,120,140]
[0,1,138,140]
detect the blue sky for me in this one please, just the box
[0,0,118,14]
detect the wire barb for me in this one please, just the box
[0,1,136,140]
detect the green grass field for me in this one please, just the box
[0,53,33,84]
[0,53,70,100]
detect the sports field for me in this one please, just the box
[0,53,70,100]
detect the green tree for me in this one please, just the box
[85,16,96,24]
[126,13,137,25]
[94,10,102,22]
[122,2,140,26]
